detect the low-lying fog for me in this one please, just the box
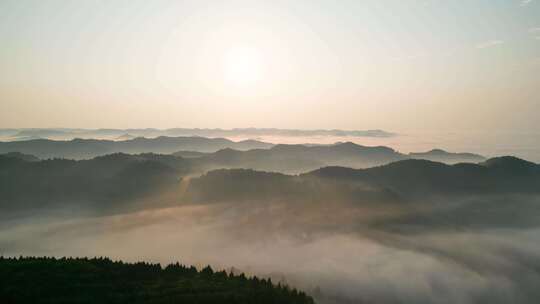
[2,197,539,304]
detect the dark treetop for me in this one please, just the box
[0,256,314,304]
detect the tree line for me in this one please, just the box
[0,256,314,304]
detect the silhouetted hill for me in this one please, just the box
[0,256,313,304]
[180,157,540,233]
[186,169,302,203]
[0,153,189,216]
[188,142,406,174]
[2,152,538,221]
[308,157,540,197]
[409,149,485,164]
[1,133,494,170]
[177,142,491,174]
[481,156,538,172]
[0,136,273,159]
[0,152,39,162]
[186,157,540,205]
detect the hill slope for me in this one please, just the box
[0,153,189,216]
[2,153,538,220]
[0,256,313,304]
[187,157,540,204]
[409,149,485,164]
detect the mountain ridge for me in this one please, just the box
[0,136,273,159]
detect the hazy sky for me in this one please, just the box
[1,0,539,131]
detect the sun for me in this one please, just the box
[223,47,263,87]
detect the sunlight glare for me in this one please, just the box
[223,47,263,87]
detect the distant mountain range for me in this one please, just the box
[0,128,395,141]
[0,137,273,159]
[0,136,486,169]
[182,142,403,173]
[182,143,486,173]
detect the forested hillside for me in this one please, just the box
[0,256,314,304]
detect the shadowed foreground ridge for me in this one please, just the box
[0,256,314,304]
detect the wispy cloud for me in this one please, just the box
[520,0,533,7]
[476,40,504,49]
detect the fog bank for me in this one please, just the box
[2,200,539,304]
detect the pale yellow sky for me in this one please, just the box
[1,0,539,132]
